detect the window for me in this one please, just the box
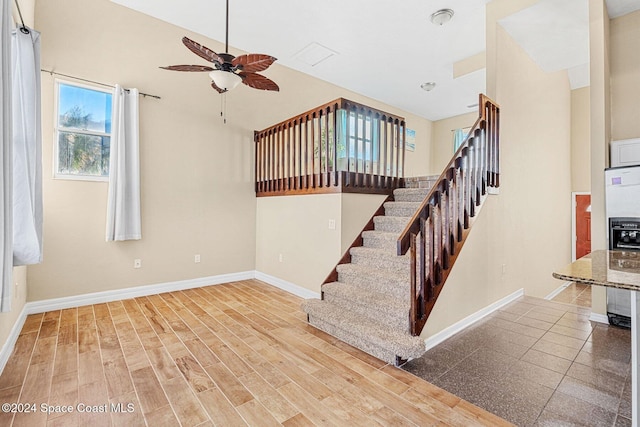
[55,80,113,180]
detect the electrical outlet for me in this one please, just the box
[501,264,507,275]
[279,253,283,263]
[134,259,142,269]
[328,219,336,230]
[194,254,201,263]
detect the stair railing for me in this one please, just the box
[254,98,406,197]
[397,94,500,335]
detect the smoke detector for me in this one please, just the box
[430,9,454,26]
[420,82,436,92]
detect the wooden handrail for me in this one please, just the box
[396,94,500,335]
[255,98,407,197]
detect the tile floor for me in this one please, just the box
[402,288,631,426]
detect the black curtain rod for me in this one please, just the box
[13,0,29,34]
[41,69,161,100]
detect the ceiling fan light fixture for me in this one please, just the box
[421,82,436,92]
[430,9,454,26]
[209,70,242,91]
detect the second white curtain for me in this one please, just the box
[0,0,12,311]
[12,27,42,265]
[106,85,141,241]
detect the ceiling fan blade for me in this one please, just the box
[182,36,224,65]
[239,72,279,92]
[211,81,227,94]
[160,65,215,72]
[232,54,277,73]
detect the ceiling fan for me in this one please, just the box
[160,0,279,94]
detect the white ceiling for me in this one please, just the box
[111,0,639,121]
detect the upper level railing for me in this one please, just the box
[255,98,406,197]
[397,94,500,336]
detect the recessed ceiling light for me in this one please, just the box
[421,82,436,92]
[430,9,454,26]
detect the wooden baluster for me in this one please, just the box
[467,139,476,217]
[297,120,302,190]
[410,232,418,335]
[333,105,340,185]
[495,106,500,187]
[389,120,395,186]
[419,210,427,306]
[282,123,291,190]
[395,120,401,186]
[268,130,273,192]
[311,114,316,188]
[323,108,329,187]
[354,111,359,184]
[367,112,374,188]
[461,147,470,228]
[304,117,309,190]
[376,115,381,188]
[362,110,368,187]
[345,109,351,187]
[473,129,480,205]
[382,117,388,189]
[401,121,406,180]
[427,203,435,300]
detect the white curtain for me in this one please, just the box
[12,27,42,265]
[0,0,12,311]
[106,85,141,241]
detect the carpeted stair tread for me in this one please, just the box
[383,201,422,217]
[336,263,410,300]
[361,230,401,252]
[349,246,410,273]
[302,299,425,363]
[322,281,409,331]
[373,216,411,233]
[393,188,431,202]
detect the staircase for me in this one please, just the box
[302,179,437,365]
[302,94,500,365]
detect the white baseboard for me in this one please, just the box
[589,312,610,324]
[254,271,321,300]
[23,271,255,315]
[423,288,525,351]
[0,306,27,375]
[545,281,572,300]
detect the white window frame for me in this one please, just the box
[53,79,114,182]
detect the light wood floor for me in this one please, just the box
[0,280,511,426]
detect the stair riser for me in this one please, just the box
[336,270,410,300]
[323,293,409,332]
[350,253,410,273]
[393,190,431,202]
[308,316,400,364]
[362,236,397,251]
[384,206,420,217]
[373,218,409,233]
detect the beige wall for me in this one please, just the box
[610,10,640,141]
[340,194,388,254]
[430,112,478,174]
[255,193,387,294]
[28,0,433,303]
[571,87,591,192]
[424,1,572,336]
[255,195,342,291]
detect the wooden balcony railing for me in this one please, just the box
[255,98,406,197]
[397,94,500,336]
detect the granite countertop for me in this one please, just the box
[553,250,640,291]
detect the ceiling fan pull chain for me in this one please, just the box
[221,93,227,124]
